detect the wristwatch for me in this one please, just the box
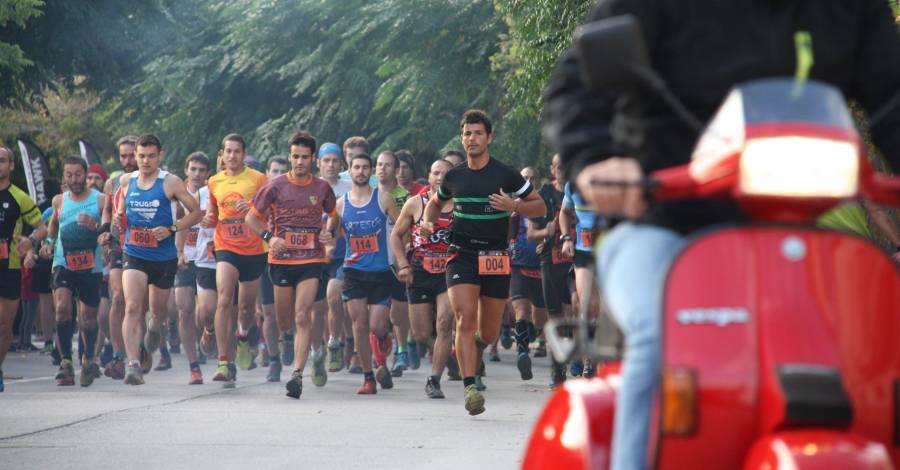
[260,230,273,242]
[559,234,572,243]
[169,224,178,233]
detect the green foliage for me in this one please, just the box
[0,0,43,87]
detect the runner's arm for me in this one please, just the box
[389,197,417,270]
[326,197,342,237]
[380,190,400,224]
[515,191,546,219]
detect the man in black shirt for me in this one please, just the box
[543,1,900,468]
[423,109,546,415]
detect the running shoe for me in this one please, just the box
[140,346,153,374]
[375,365,393,390]
[199,328,216,357]
[18,342,39,352]
[189,367,203,385]
[154,354,172,371]
[281,334,294,366]
[51,346,61,366]
[41,341,55,355]
[56,359,75,386]
[167,319,180,353]
[408,341,420,370]
[124,361,144,385]
[212,361,229,382]
[144,321,163,353]
[464,384,485,416]
[357,378,377,395]
[489,348,501,362]
[267,361,282,382]
[285,370,303,399]
[517,352,533,381]
[425,377,444,399]
[348,362,363,375]
[570,360,584,377]
[80,361,101,387]
[223,362,236,389]
[236,339,253,370]
[500,325,513,350]
[534,340,547,358]
[391,351,408,377]
[474,375,487,391]
[327,340,343,372]
[311,347,327,387]
[104,359,125,380]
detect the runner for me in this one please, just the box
[0,146,47,393]
[422,110,545,415]
[86,164,113,366]
[389,158,455,398]
[258,156,289,381]
[99,136,139,379]
[508,170,547,383]
[374,151,412,377]
[441,150,465,168]
[526,155,575,388]
[204,133,268,388]
[316,143,352,374]
[195,156,223,380]
[41,156,107,386]
[173,152,210,384]
[247,131,336,399]
[395,150,426,196]
[325,152,399,394]
[117,134,201,385]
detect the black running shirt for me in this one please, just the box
[437,157,531,252]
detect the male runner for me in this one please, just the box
[247,131,336,399]
[527,155,575,387]
[99,136,139,379]
[317,143,352,373]
[374,151,412,376]
[326,153,399,394]
[204,134,268,387]
[390,158,455,398]
[174,152,210,384]
[258,156,288,381]
[195,156,224,379]
[42,157,107,386]
[0,146,46,392]
[422,110,545,415]
[338,137,374,187]
[395,150,426,196]
[117,134,201,385]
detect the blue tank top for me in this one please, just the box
[53,190,103,273]
[511,216,541,268]
[124,170,177,261]
[342,188,389,272]
[563,182,599,253]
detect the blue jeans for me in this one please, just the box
[597,223,686,470]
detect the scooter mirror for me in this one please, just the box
[574,14,650,91]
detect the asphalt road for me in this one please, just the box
[1,345,552,470]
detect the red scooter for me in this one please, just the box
[524,16,900,469]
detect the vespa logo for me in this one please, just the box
[676,307,750,327]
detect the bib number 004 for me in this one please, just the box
[478,251,510,276]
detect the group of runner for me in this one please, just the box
[0,109,610,416]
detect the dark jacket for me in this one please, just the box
[543,0,900,233]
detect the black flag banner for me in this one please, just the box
[16,139,53,210]
[78,138,102,166]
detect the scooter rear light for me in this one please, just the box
[662,367,697,436]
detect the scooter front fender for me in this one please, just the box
[742,430,893,470]
[523,377,618,470]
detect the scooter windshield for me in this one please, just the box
[738,78,855,130]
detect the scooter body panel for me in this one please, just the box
[658,227,900,468]
[742,430,893,469]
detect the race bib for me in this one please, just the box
[580,230,594,248]
[551,247,572,265]
[186,228,199,247]
[422,253,450,274]
[65,250,96,271]
[284,229,317,251]
[222,219,247,241]
[129,228,158,248]
[0,240,8,260]
[478,250,510,276]
[349,234,379,254]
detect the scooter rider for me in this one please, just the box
[543,1,900,469]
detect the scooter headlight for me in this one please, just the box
[739,137,859,198]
